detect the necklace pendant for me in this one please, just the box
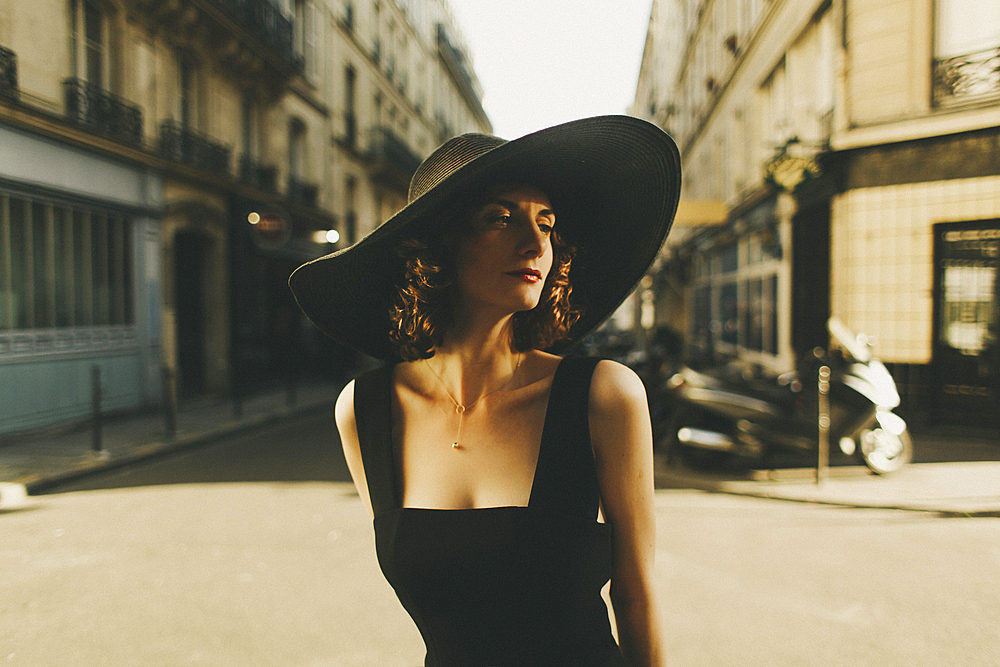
[451,442,461,449]
[455,405,465,414]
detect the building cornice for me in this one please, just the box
[0,97,331,224]
[831,106,1000,151]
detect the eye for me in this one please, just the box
[537,222,553,234]
[490,214,510,226]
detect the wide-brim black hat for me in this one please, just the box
[289,115,681,361]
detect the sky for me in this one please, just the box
[447,0,654,140]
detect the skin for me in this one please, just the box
[335,183,667,666]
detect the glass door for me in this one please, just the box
[933,220,1000,421]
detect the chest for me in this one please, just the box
[391,382,552,509]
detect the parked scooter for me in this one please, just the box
[662,318,912,474]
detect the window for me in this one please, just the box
[342,1,354,31]
[294,0,318,79]
[933,0,1000,105]
[344,66,357,147]
[70,0,105,87]
[689,225,782,361]
[241,92,259,160]
[344,176,357,244]
[761,59,789,147]
[288,118,306,181]
[719,281,739,345]
[0,193,133,330]
[941,264,996,354]
[936,0,1000,58]
[178,53,198,129]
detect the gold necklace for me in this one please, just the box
[423,352,523,449]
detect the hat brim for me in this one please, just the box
[289,115,681,361]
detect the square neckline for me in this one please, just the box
[391,356,568,512]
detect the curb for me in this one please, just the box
[13,401,333,495]
[653,456,1000,517]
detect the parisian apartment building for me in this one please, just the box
[0,0,491,434]
[632,0,1000,424]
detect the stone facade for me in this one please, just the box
[632,0,1000,422]
[0,0,490,433]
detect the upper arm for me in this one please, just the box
[335,380,374,518]
[588,359,657,590]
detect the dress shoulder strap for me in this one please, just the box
[529,356,603,519]
[353,364,399,516]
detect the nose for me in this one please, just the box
[517,216,548,257]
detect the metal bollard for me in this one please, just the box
[162,366,177,436]
[286,367,298,407]
[233,380,243,419]
[816,365,831,485]
[91,365,103,453]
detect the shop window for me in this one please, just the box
[0,193,133,331]
[718,241,738,273]
[719,281,738,345]
[942,264,996,354]
[689,226,781,361]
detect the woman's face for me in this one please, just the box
[453,183,555,318]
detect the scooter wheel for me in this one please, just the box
[857,426,913,474]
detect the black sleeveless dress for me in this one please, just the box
[353,356,627,667]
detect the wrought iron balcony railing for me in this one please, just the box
[239,154,278,192]
[1,45,18,102]
[205,0,296,66]
[63,78,144,148]
[287,176,318,208]
[368,126,421,179]
[159,120,231,175]
[933,46,1000,107]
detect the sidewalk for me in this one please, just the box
[654,422,1000,516]
[655,457,1000,516]
[3,387,999,516]
[0,381,340,502]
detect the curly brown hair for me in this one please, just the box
[389,218,582,361]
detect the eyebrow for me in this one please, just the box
[493,198,556,219]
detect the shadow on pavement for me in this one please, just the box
[36,411,355,494]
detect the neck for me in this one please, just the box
[426,318,521,407]
[439,307,516,365]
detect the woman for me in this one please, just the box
[289,116,680,666]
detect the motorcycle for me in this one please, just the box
[661,318,912,474]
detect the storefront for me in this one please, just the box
[0,125,162,434]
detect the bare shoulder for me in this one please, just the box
[334,378,374,517]
[334,379,357,435]
[588,359,652,464]
[589,359,648,413]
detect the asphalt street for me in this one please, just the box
[3,412,999,666]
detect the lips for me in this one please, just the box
[506,268,542,283]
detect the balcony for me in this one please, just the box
[0,45,17,102]
[134,0,298,80]
[367,126,421,191]
[159,120,231,175]
[239,154,278,192]
[287,176,318,208]
[205,0,294,61]
[63,79,144,148]
[933,46,1000,107]
[436,24,488,127]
